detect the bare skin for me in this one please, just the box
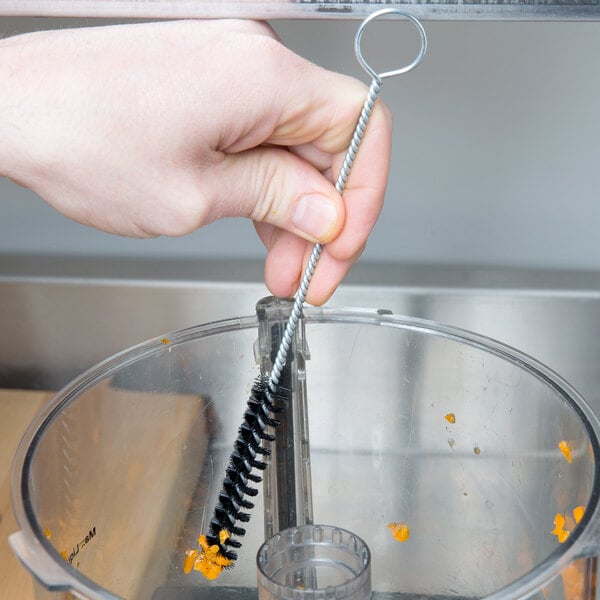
[0,19,392,305]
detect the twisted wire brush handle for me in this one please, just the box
[266,77,382,398]
[267,8,427,396]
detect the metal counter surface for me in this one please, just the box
[2,256,600,413]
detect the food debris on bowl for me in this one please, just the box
[552,513,570,543]
[184,530,233,580]
[387,522,410,542]
[573,505,585,524]
[559,440,573,463]
[444,413,456,424]
[552,507,586,544]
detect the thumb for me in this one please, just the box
[206,145,345,244]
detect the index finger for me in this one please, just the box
[326,99,392,261]
[267,65,393,261]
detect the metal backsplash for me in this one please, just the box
[2,256,600,417]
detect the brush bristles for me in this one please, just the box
[205,377,288,562]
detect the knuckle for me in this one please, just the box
[247,151,287,225]
[144,179,211,237]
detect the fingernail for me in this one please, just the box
[292,194,338,240]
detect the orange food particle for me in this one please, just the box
[552,513,570,543]
[552,512,565,532]
[60,550,68,561]
[387,522,410,542]
[559,440,572,463]
[183,529,234,581]
[444,413,456,424]
[44,528,52,540]
[218,529,230,545]
[161,337,172,345]
[556,529,570,544]
[183,549,198,575]
[573,506,585,524]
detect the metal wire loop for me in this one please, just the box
[354,9,428,82]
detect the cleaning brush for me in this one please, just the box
[186,9,427,580]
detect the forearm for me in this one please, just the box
[0,40,17,178]
[0,35,32,184]
[0,20,391,304]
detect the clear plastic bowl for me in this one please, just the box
[9,307,600,600]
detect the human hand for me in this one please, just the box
[0,19,392,305]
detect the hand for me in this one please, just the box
[0,19,392,305]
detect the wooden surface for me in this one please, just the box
[0,386,209,600]
[0,389,54,600]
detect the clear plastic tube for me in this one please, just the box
[257,524,371,600]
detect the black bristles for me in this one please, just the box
[203,377,289,565]
[239,423,271,455]
[223,478,254,509]
[248,392,281,420]
[234,440,268,470]
[214,507,246,537]
[245,408,280,432]
[223,549,238,561]
[230,450,263,482]
[230,450,253,474]
[211,509,233,530]
[225,469,259,497]
[218,492,251,522]
[229,525,247,537]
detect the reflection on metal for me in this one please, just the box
[3,256,600,418]
[0,0,598,20]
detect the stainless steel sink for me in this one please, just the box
[2,255,600,416]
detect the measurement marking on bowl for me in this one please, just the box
[60,526,97,565]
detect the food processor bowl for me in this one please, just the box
[9,307,600,600]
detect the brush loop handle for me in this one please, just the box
[354,8,428,82]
